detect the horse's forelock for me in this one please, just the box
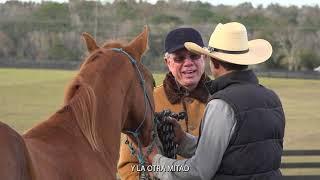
[80,41,125,69]
[102,40,127,49]
[80,50,105,69]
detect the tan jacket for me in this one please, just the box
[117,85,207,180]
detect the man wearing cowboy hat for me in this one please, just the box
[146,22,285,180]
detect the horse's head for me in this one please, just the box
[65,27,154,151]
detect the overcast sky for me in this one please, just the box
[0,0,319,7]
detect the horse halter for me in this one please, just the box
[110,48,158,180]
[110,48,154,135]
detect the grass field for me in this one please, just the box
[1,67,320,175]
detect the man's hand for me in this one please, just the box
[142,145,158,164]
[167,117,186,144]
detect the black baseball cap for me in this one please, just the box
[164,27,204,53]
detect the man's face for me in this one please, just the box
[165,48,205,90]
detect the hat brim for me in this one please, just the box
[184,39,272,65]
[167,44,186,53]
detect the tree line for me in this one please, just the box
[0,0,320,71]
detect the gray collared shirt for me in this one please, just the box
[152,99,236,180]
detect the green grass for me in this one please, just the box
[260,78,320,150]
[259,78,320,175]
[0,68,77,132]
[1,68,320,175]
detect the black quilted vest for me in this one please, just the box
[204,70,285,180]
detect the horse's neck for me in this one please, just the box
[93,94,126,162]
[23,108,118,179]
[23,107,85,144]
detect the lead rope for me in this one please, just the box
[125,115,159,180]
[126,110,186,180]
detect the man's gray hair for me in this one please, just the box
[164,52,170,59]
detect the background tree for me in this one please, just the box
[0,1,320,71]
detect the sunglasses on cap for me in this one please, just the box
[167,53,202,63]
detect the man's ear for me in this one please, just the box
[211,58,220,69]
[165,57,173,69]
[164,57,168,65]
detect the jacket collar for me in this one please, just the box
[205,70,259,95]
[163,72,210,104]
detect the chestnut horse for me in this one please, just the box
[0,27,155,180]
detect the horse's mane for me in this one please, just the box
[64,76,100,151]
[63,49,112,152]
[62,40,135,152]
[102,40,127,49]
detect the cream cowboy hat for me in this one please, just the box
[184,22,272,65]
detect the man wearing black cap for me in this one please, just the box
[117,28,210,180]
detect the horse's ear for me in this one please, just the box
[125,26,149,61]
[82,32,99,53]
